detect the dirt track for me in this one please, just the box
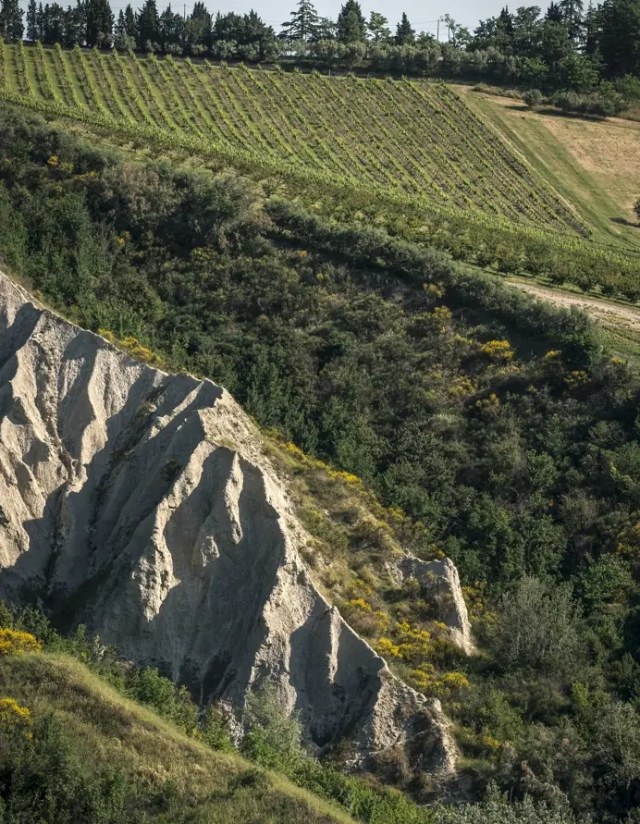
[510,280,640,336]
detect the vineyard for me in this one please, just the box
[0,40,583,232]
[0,41,639,300]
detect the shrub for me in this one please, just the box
[241,684,306,773]
[552,88,627,118]
[522,89,543,109]
[488,577,583,678]
[0,629,41,657]
[0,697,31,740]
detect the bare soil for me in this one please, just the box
[511,280,640,335]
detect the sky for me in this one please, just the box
[242,2,507,32]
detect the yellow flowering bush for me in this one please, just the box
[480,339,514,362]
[0,629,41,657]
[0,698,32,739]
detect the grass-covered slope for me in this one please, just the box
[0,41,580,233]
[465,88,640,250]
[0,652,355,824]
[1,42,637,300]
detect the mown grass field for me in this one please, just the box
[465,88,640,250]
[0,40,582,232]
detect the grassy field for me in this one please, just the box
[0,40,582,233]
[465,88,640,251]
[0,652,356,824]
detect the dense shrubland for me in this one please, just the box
[2,108,640,819]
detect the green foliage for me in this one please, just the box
[522,88,543,108]
[2,107,640,821]
[433,784,577,823]
[3,48,639,296]
[241,685,306,772]
[488,577,583,676]
[126,666,193,725]
[552,87,628,117]
[0,651,358,824]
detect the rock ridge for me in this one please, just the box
[0,272,463,773]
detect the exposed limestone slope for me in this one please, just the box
[0,272,464,772]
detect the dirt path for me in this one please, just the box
[510,280,640,336]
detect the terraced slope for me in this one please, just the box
[0,40,582,233]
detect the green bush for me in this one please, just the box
[522,89,543,109]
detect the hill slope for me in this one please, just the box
[0,41,582,234]
[0,651,357,823]
[465,88,640,250]
[3,44,639,300]
[0,269,465,774]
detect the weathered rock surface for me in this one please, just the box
[0,272,464,773]
[397,557,474,655]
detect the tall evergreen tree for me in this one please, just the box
[560,0,584,40]
[280,0,320,41]
[136,0,160,50]
[0,0,24,41]
[123,3,136,37]
[595,0,640,76]
[159,3,183,51]
[336,0,366,42]
[85,0,113,47]
[184,1,211,54]
[26,0,38,39]
[546,1,565,22]
[63,1,85,45]
[395,12,415,45]
[42,2,65,43]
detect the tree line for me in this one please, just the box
[0,0,639,93]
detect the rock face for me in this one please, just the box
[0,272,463,773]
[397,557,474,655]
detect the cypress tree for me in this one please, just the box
[395,12,415,45]
[123,3,136,37]
[85,0,114,47]
[136,0,160,51]
[26,0,38,39]
[0,0,24,41]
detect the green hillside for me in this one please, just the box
[2,103,640,823]
[0,651,356,824]
[1,40,638,301]
[0,40,581,232]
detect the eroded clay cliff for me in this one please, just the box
[0,272,469,774]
